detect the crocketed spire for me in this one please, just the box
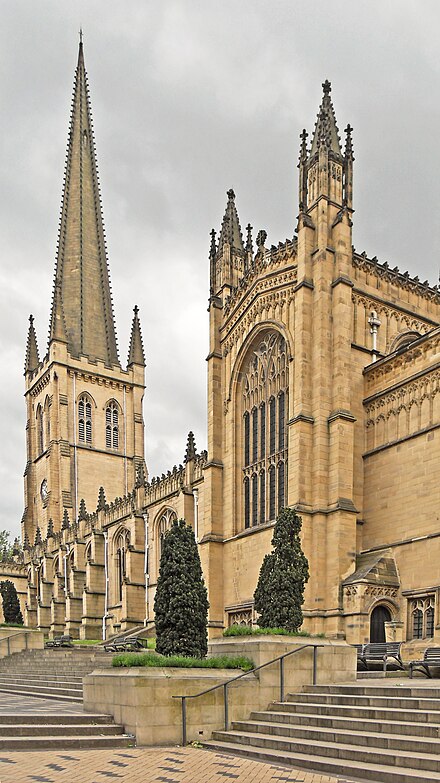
[127,306,146,367]
[217,189,245,255]
[25,315,40,374]
[310,80,342,156]
[51,40,119,366]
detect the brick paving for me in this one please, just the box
[0,746,359,783]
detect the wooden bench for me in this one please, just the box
[356,642,404,673]
[45,634,74,649]
[409,647,440,678]
[104,637,147,653]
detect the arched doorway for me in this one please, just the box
[370,604,392,643]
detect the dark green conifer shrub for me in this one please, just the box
[0,580,24,625]
[154,519,209,658]
[253,508,309,631]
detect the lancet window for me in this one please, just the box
[410,596,435,640]
[156,509,177,573]
[242,332,288,529]
[114,529,130,604]
[78,395,92,445]
[36,405,44,455]
[106,401,119,450]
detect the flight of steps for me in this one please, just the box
[204,682,440,783]
[0,646,114,702]
[0,712,132,750]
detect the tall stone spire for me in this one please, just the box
[49,282,68,344]
[310,80,342,156]
[25,315,40,374]
[127,305,146,367]
[51,40,119,366]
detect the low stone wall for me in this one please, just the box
[83,667,258,745]
[0,628,44,658]
[83,637,356,746]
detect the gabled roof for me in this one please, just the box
[51,41,119,366]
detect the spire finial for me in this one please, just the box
[209,228,217,259]
[184,431,197,463]
[227,188,235,201]
[322,79,331,96]
[29,314,34,325]
[79,27,83,45]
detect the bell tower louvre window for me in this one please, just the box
[78,395,92,445]
[241,332,288,529]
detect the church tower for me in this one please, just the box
[22,40,146,544]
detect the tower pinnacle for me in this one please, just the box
[51,40,119,366]
[25,315,40,374]
[127,305,146,367]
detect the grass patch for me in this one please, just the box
[112,651,254,670]
[72,639,101,645]
[0,622,28,629]
[223,625,324,638]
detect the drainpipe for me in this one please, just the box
[143,512,149,624]
[102,531,109,641]
[193,489,199,543]
[72,374,78,523]
[123,386,128,495]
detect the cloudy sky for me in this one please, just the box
[1,1,439,539]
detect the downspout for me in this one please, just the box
[72,374,78,522]
[193,489,199,543]
[102,531,109,641]
[143,512,149,624]
[123,387,128,495]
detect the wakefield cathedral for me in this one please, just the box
[3,41,439,647]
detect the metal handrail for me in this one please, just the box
[0,629,33,656]
[173,642,320,746]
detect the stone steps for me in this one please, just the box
[0,685,83,702]
[202,683,440,783]
[0,734,132,750]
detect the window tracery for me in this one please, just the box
[410,596,435,640]
[156,509,177,572]
[242,332,288,529]
[78,395,92,445]
[106,401,119,450]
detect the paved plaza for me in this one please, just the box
[0,694,362,783]
[0,746,361,783]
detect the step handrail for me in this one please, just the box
[172,641,320,746]
[0,629,34,656]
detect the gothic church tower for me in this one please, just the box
[22,41,146,544]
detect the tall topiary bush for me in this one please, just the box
[154,519,209,658]
[253,507,309,631]
[0,580,24,625]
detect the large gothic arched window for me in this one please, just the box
[106,401,120,450]
[156,509,177,573]
[242,332,288,529]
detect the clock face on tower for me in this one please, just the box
[40,479,48,502]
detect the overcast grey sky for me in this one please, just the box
[1,1,439,539]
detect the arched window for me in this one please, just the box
[78,395,92,445]
[156,509,177,572]
[410,596,435,640]
[106,401,119,450]
[114,529,130,604]
[44,397,50,450]
[241,333,288,528]
[36,405,44,455]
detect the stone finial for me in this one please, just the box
[34,527,42,546]
[209,228,217,259]
[12,538,21,556]
[97,486,107,512]
[344,124,354,161]
[46,519,54,539]
[322,79,331,95]
[62,509,70,530]
[78,498,88,521]
[127,305,146,367]
[184,431,197,463]
[245,224,253,254]
[256,230,267,250]
[299,128,308,162]
[25,314,40,374]
[135,462,146,489]
[23,533,30,551]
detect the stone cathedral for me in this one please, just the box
[5,42,440,646]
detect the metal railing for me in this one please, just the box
[0,630,33,657]
[173,642,319,746]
